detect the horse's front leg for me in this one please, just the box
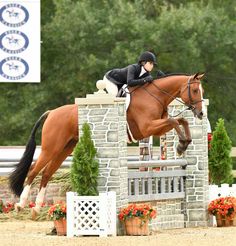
[176,117,192,151]
[143,118,187,155]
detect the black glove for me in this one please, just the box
[157,70,165,78]
[144,75,153,83]
[128,75,153,86]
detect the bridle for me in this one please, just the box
[181,77,204,110]
[133,76,203,117]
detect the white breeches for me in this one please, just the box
[103,75,118,96]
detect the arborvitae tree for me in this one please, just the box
[209,118,233,185]
[70,123,99,195]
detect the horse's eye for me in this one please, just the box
[193,89,198,94]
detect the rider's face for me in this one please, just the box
[144,61,154,72]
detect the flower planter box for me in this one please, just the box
[215,214,234,227]
[66,191,116,237]
[124,217,149,236]
[54,219,67,236]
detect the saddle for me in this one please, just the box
[117,85,128,97]
[116,85,130,110]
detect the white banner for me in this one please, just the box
[0,0,40,82]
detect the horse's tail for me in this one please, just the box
[9,110,51,197]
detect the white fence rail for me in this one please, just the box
[0,147,72,176]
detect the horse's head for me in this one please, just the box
[180,73,205,120]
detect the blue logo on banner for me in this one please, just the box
[0,56,29,80]
[0,30,29,54]
[0,3,29,27]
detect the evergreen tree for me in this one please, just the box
[209,118,233,185]
[70,123,99,195]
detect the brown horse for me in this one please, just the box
[9,73,204,217]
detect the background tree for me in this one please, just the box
[70,123,99,196]
[209,118,233,185]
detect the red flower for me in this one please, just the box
[29,202,36,208]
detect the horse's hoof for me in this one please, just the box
[14,203,23,213]
[177,152,182,157]
[177,145,184,156]
[31,207,39,220]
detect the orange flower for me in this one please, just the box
[118,203,157,222]
[208,196,236,218]
[47,203,66,220]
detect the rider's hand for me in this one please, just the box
[144,75,153,83]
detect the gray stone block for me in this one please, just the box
[108,187,120,193]
[98,177,107,186]
[185,180,194,188]
[186,157,197,165]
[109,160,119,168]
[186,188,195,195]
[90,109,108,115]
[118,104,125,115]
[94,125,108,130]
[120,159,127,167]
[195,180,204,187]
[188,196,197,201]
[198,162,205,170]
[186,202,204,209]
[89,116,105,122]
[107,182,120,186]
[110,123,118,130]
[107,131,118,142]
[97,148,119,158]
[189,210,205,221]
[110,169,120,176]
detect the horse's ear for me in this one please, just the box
[193,73,205,80]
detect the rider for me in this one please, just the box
[103,51,157,96]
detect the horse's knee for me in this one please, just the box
[178,117,189,126]
[168,118,179,127]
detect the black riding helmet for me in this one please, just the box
[138,51,157,65]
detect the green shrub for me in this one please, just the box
[209,118,233,185]
[70,123,99,195]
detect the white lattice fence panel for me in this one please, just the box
[106,191,116,234]
[209,184,236,201]
[67,191,116,237]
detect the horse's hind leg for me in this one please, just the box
[31,140,76,218]
[15,151,54,212]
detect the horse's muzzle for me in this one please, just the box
[193,108,203,120]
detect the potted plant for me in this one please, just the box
[118,203,157,235]
[48,202,67,235]
[208,196,236,227]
